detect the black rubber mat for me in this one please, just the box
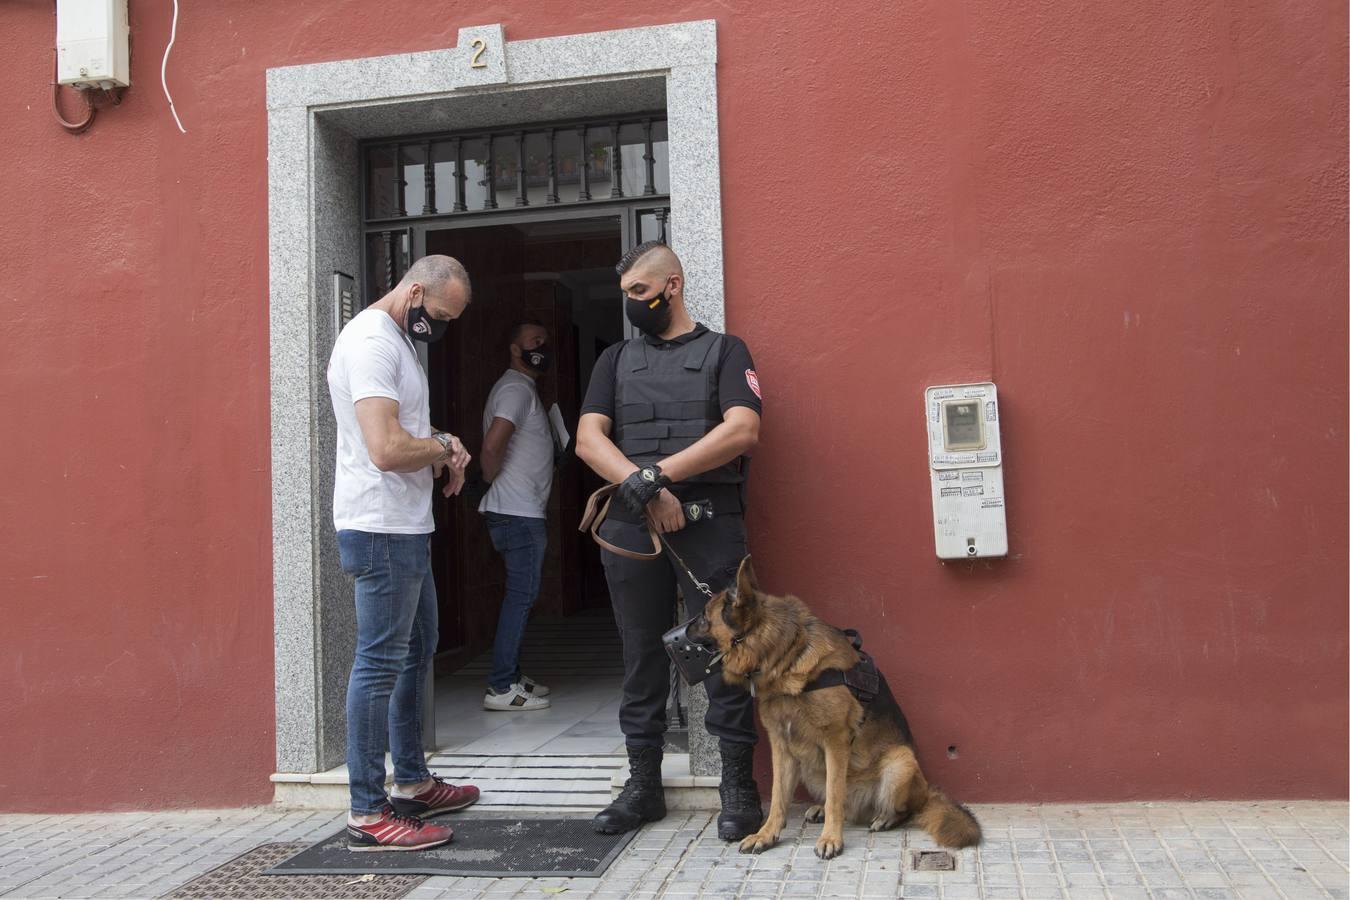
[264,814,638,878]
[163,842,425,898]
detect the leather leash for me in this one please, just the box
[579,483,715,598]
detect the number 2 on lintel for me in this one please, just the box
[470,39,487,68]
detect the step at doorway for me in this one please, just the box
[434,610,653,809]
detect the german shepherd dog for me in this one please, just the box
[686,556,981,859]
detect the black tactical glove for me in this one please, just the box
[617,465,671,517]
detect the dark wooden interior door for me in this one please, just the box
[425,225,521,660]
[420,218,625,668]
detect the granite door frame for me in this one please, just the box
[266,20,727,779]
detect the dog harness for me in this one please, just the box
[801,628,880,705]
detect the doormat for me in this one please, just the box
[264,814,639,878]
[162,842,425,899]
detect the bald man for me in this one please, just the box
[576,241,764,840]
[327,255,480,851]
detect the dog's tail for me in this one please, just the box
[914,784,982,848]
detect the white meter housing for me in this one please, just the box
[57,0,131,89]
[925,382,1008,559]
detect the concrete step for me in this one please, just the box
[273,752,724,811]
[608,753,721,811]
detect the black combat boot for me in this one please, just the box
[717,740,764,840]
[592,745,666,834]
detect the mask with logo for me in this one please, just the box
[625,279,674,337]
[407,304,449,343]
[519,342,553,373]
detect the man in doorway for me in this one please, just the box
[576,241,765,841]
[326,255,481,852]
[479,320,557,711]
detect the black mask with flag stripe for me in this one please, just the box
[625,280,673,337]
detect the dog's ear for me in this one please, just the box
[733,555,759,606]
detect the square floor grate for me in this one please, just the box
[909,848,958,871]
[163,842,424,899]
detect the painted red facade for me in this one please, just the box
[1,1,1345,812]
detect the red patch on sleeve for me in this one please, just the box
[745,369,762,400]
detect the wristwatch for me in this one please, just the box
[432,432,454,460]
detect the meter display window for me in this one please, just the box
[941,399,986,451]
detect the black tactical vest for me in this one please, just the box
[613,330,745,485]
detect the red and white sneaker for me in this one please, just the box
[346,806,453,852]
[390,774,481,818]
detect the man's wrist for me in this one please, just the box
[653,458,680,484]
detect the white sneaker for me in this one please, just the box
[483,683,551,711]
[519,674,551,697]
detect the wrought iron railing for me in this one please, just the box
[362,114,670,222]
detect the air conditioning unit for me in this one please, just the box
[57,0,130,89]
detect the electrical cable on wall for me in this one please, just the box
[161,0,186,133]
[52,48,96,134]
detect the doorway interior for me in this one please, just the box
[357,117,681,800]
[426,217,632,801]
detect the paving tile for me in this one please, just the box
[2,801,1346,899]
[937,888,982,899]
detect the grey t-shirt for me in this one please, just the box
[478,370,554,518]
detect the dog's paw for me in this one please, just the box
[803,805,824,823]
[814,832,845,859]
[869,812,901,832]
[738,831,780,854]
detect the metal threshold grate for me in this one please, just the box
[163,842,424,899]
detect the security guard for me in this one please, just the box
[576,241,764,840]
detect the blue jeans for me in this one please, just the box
[337,529,438,814]
[484,512,548,693]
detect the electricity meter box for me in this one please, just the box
[925,382,1008,559]
[57,0,131,89]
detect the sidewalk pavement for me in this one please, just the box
[0,801,1344,899]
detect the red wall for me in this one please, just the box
[1,0,1344,811]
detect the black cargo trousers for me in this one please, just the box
[598,509,756,749]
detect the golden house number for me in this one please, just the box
[469,39,488,68]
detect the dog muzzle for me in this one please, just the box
[662,616,724,685]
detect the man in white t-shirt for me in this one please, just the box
[478,321,557,711]
[326,255,480,853]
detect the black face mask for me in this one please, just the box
[520,342,553,373]
[407,304,449,343]
[625,280,673,337]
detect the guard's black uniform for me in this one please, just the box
[582,324,761,749]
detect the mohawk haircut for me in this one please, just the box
[615,240,671,277]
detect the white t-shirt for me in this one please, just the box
[478,370,555,519]
[326,309,434,534]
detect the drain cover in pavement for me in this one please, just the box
[162,842,424,898]
[265,814,638,878]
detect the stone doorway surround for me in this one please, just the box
[266,20,728,797]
